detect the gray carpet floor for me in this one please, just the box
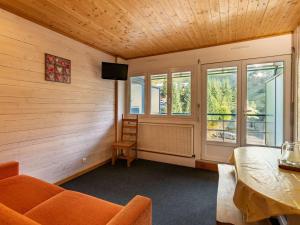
[62,159,219,225]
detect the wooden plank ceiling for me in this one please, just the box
[0,0,299,59]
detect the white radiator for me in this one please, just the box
[137,123,194,157]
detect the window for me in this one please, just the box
[206,67,237,143]
[129,76,145,114]
[128,69,193,117]
[171,71,191,115]
[246,62,284,146]
[150,74,168,115]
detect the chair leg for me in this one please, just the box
[134,145,138,159]
[126,148,131,167]
[112,147,117,166]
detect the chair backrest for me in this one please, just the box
[121,115,138,143]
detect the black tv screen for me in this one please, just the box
[101,62,128,80]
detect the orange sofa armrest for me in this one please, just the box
[0,161,19,180]
[107,195,152,225]
[0,203,41,225]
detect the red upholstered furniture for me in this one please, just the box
[0,161,152,225]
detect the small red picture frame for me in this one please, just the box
[45,53,71,83]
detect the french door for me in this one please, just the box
[201,55,291,162]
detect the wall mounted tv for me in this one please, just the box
[101,62,128,80]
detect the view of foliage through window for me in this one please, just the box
[150,72,192,115]
[247,63,284,115]
[207,68,237,119]
[172,72,191,115]
[206,62,284,145]
[207,67,237,143]
[151,74,168,115]
[246,62,284,146]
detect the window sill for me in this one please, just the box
[126,113,198,124]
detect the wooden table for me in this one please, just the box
[231,147,300,225]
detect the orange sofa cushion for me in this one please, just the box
[25,191,123,225]
[0,203,41,225]
[0,175,64,214]
[0,161,19,180]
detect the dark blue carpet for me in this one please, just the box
[62,159,218,225]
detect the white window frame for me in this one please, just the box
[127,66,195,120]
[200,55,292,162]
[126,73,147,115]
[149,72,169,116]
[169,67,194,118]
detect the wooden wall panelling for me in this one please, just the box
[0,9,119,183]
[294,26,300,141]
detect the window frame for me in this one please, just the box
[205,65,239,145]
[127,66,195,119]
[127,73,147,115]
[170,69,193,117]
[149,72,169,116]
[201,61,242,148]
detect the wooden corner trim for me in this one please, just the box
[54,159,111,185]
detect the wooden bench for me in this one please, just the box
[217,164,271,225]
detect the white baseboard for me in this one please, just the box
[137,150,195,168]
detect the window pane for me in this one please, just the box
[246,62,284,146]
[206,67,237,143]
[150,74,168,115]
[130,76,145,114]
[172,71,191,115]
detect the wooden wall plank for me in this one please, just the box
[0,9,117,183]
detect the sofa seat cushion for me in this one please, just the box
[25,191,123,225]
[0,203,41,225]
[0,175,64,214]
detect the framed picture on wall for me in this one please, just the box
[45,53,71,83]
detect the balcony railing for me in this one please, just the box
[207,113,274,145]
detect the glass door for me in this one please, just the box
[206,66,238,144]
[241,56,292,147]
[201,62,242,162]
[202,56,291,162]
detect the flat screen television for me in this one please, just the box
[101,62,128,80]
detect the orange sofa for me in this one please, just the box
[0,161,152,225]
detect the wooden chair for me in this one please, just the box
[112,115,138,167]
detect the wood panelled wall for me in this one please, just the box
[294,26,300,141]
[0,9,117,183]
